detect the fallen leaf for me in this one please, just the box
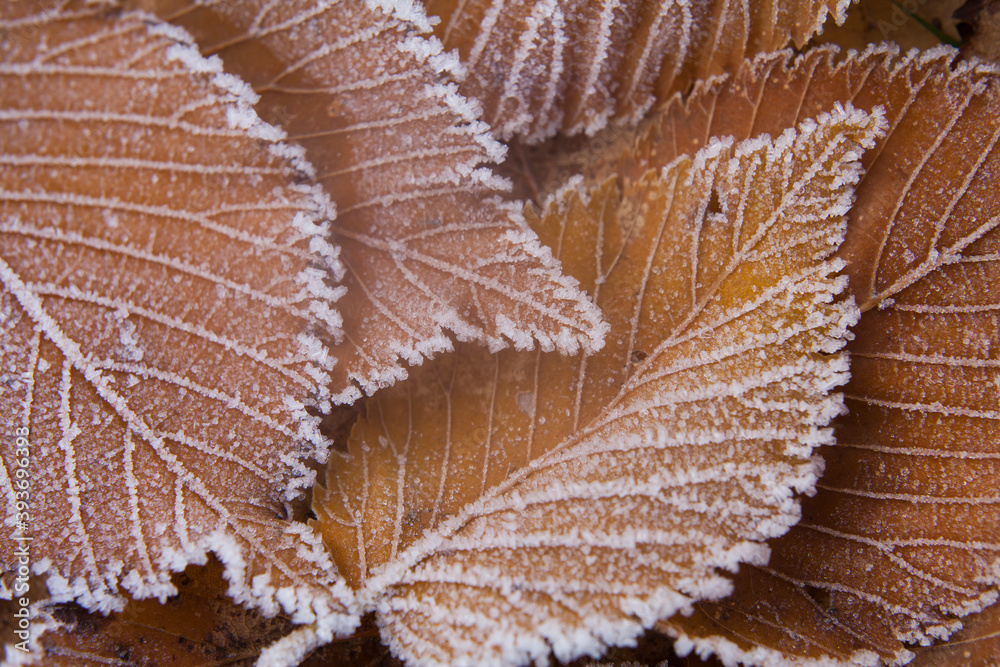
[910,598,1000,666]
[310,106,881,667]
[34,557,292,666]
[16,560,405,667]
[621,46,1000,666]
[422,0,850,141]
[0,1,355,635]
[130,0,609,402]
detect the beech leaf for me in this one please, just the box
[309,107,882,667]
[131,0,608,401]
[628,46,1000,666]
[0,3,355,634]
[422,0,850,142]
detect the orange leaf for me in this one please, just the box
[641,46,1000,666]
[310,107,880,666]
[910,598,1000,666]
[133,0,609,401]
[0,2,355,634]
[423,0,849,141]
[33,558,292,666]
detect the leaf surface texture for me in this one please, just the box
[134,0,608,401]
[0,3,355,630]
[623,46,1000,666]
[423,0,849,141]
[311,107,880,667]
[909,599,1000,666]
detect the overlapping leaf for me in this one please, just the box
[132,0,608,402]
[35,558,293,666]
[309,107,880,667]
[422,0,849,141]
[910,599,1000,666]
[26,561,404,667]
[0,3,355,634]
[600,46,1000,665]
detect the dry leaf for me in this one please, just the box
[909,598,1000,666]
[0,2,355,638]
[7,2,996,666]
[24,564,403,667]
[309,107,881,667]
[620,46,1000,666]
[35,557,292,666]
[422,0,850,142]
[131,0,608,402]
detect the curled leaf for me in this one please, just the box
[134,0,608,401]
[310,107,880,666]
[424,0,850,141]
[0,3,354,632]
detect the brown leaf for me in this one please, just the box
[910,598,1000,666]
[0,3,354,632]
[309,108,880,666]
[34,558,292,666]
[423,0,849,142]
[631,46,1000,665]
[131,0,608,402]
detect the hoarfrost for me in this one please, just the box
[149,0,607,401]
[309,109,879,666]
[0,3,355,642]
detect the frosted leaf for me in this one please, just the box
[0,3,355,634]
[311,108,882,667]
[24,558,294,666]
[910,598,1000,666]
[637,46,1000,666]
[132,0,608,402]
[423,0,850,142]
